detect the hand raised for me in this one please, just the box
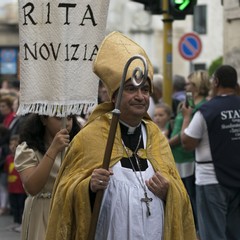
[51,128,70,153]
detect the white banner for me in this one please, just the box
[18,0,110,116]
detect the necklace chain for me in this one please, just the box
[121,134,153,216]
[122,135,145,189]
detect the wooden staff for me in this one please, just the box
[61,117,66,163]
[88,55,148,240]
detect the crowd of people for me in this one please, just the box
[0,83,25,233]
[151,66,240,240]
[0,31,239,240]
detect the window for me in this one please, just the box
[193,63,206,71]
[193,5,207,35]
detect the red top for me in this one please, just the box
[4,154,25,194]
[3,112,15,128]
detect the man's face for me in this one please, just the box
[114,79,150,126]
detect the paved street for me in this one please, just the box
[0,214,20,240]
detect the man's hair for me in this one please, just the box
[153,74,163,91]
[214,65,238,88]
[173,75,186,91]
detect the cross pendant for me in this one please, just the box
[141,192,153,217]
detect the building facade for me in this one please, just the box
[0,0,19,83]
[223,0,240,81]
[107,0,224,78]
[0,1,239,84]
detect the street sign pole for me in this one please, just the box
[162,0,173,106]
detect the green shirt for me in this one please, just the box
[170,99,207,164]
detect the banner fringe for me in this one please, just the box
[17,102,96,117]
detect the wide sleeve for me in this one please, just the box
[14,142,39,172]
[146,121,197,240]
[46,114,120,240]
[45,131,93,240]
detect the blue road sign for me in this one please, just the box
[178,32,202,61]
